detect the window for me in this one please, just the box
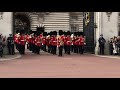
[71,24,79,32]
[71,16,78,21]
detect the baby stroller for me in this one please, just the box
[0,42,3,57]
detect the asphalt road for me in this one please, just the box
[0,51,120,78]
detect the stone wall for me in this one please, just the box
[0,12,13,54]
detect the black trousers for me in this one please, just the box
[74,45,77,53]
[29,43,32,51]
[71,45,74,52]
[59,46,63,56]
[31,44,35,53]
[109,45,113,55]
[79,45,84,54]
[66,45,70,55]
[64,45,67,54]
[20,45,25,54]
[8,44,15,55]
[43,44,47,52]
[76,45,79,54]
[35,45,40,54]
[53,46,57,55]
[0,49,3,57]
[99,45,104,55]
[48,46,50,53]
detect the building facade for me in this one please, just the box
[0,12,119,55]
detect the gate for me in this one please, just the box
[83,12,95,54]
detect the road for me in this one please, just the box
[0,51,120,78]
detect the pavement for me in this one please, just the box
[0,52,22,61]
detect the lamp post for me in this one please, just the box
[106,12,112,21]
[0,12,3,20]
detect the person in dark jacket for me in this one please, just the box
[98,34,106,55]
[7,34,15,55]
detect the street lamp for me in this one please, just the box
[0,12,3,20]
[106,12,112,21]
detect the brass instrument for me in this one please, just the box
[57,35,64,46]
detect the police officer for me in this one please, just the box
[7,34,15,55]
[98,34,106,55]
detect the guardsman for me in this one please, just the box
[42,32,47,52]
[19,30,26,54]
[7,34,15,55]
[26,34,29,49]
[33,31,37,53]
[51,31,57,55]
[79,34,85,54]
[64,32,67,54]
[35,33,41,54]
[49,32,54,54]
[57,30,64,56]
[71,32,74,52]
[46,33,51,53]
[74,33,80,54]
[66,31,71,55]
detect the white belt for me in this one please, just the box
[53,41,57,42]
[21,40,25,41]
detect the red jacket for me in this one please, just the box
[35,36,41,46]
[19,35,26,45]
[75,37,80,45]
[42,37,46,45]
[79,37,85,46]
[66,36,71,46]
[26,35,29,43]
[51,37,57,46]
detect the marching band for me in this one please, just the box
[14,30,86,56]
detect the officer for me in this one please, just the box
[58,30,64,56]
[7,34,15,55]
[98,34,106,55]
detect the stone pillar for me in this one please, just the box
[0,12,13,54]
[102,12,118,55]
[95,12,102,55]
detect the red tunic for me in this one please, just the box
[52,37,57,46]
[46,37,51,46]
[66,36,71,46]
[35,36,41,46]
[79,37,85,46]
[42,37,46,45]
[19,35,26,45]
[75,37,80,45]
